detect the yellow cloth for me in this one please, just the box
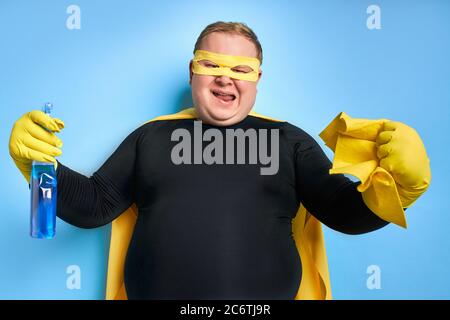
[105,108,332,300]
[319,112,431,228]
[192,50,260,82]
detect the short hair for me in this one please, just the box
[194,21,263,65]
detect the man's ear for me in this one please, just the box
[257,69,263,83]
[189,60,193,85]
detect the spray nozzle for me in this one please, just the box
[43,102,53,115]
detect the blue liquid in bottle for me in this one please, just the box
[30,103,57,239]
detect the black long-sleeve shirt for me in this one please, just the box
[56,114,389,299]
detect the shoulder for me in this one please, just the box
[132,117,191,135]
[243,115,321,154]
[281,122,321,152]
[124,118,197,148]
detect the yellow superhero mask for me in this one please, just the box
[192,50,261,82]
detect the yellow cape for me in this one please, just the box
[105,108,332,300]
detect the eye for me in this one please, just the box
[231,65,253,74]
[199,60,219,68]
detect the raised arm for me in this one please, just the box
[56,126,144,228]
[284,122,390,235]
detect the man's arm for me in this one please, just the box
[286,122,390,235]
[56,126,143,229]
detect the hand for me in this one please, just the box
[376,121,431,207]
[9,110,65,184]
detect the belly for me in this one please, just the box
[123,206,302,299]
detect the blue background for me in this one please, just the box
[1,0,449,299]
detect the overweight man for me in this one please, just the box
[9,21,431,300]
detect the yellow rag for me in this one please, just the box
[319,112,431,228]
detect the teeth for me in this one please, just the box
[212,90,235,102]
[214,91,232,96]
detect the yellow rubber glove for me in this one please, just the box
[320,112,432,228]
[9,110,65,184]
[376,121,431,208]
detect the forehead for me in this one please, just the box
[198,32,258,59]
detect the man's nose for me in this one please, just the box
[215,75,233,86]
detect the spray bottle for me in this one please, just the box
[30,102,57,239]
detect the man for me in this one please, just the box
[9,22,431,299]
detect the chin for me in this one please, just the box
[207,104,239,121]
[194,97,253,126]
[202,106,252,126]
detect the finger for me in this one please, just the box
[21,134,62,157]
[28,110,62,132]
[376,131,394,146]
[377,143,392,159]
[25,121,63,147]
[21,147,56,164]
[53,118,65,130]
[380,157,395,173]
[383,121,398,131]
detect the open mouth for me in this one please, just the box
[211,90,236,103]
